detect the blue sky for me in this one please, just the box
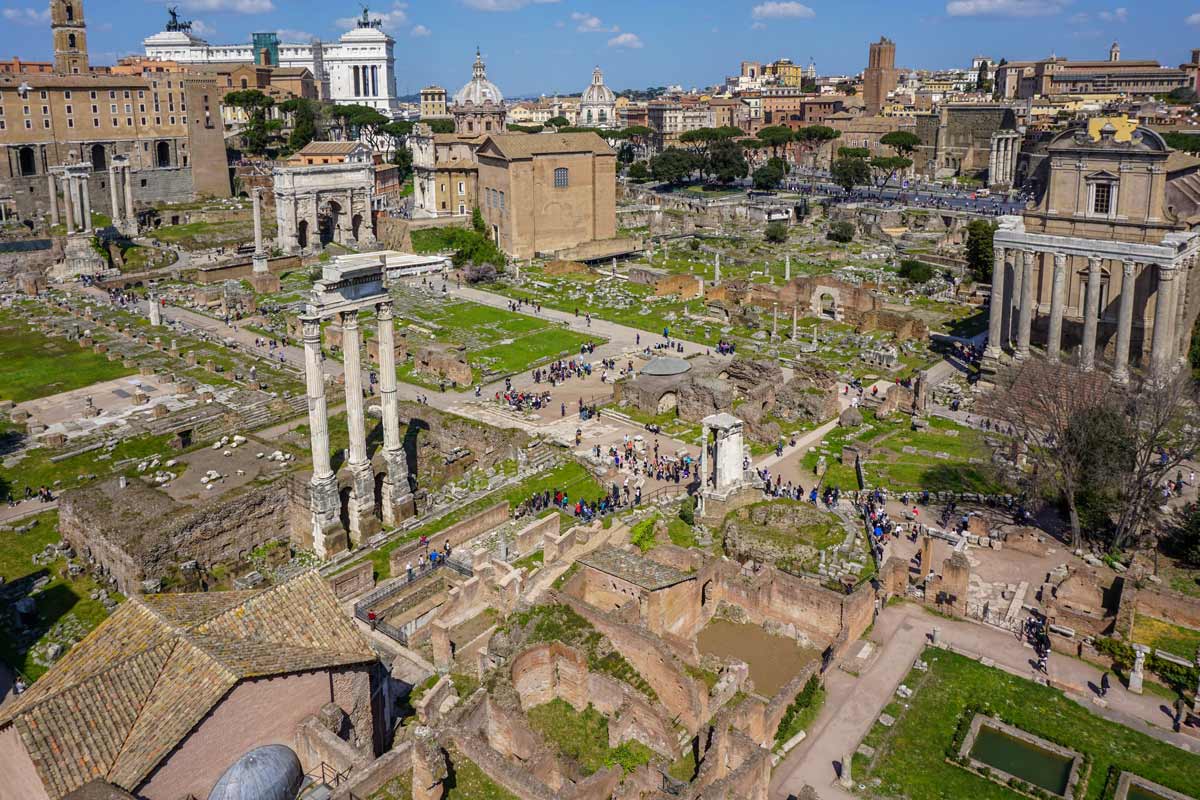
[0,0,1196,96]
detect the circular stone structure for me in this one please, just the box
[207,744,304,800]
[640,356,692,377]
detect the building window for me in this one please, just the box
[554,167,569,188]
[89,91,96,99]
[41,105,48,115]
[24,119,31,129]
[109,91,115,100]
[110,104,117,114]
[65,105,71,114]
[64,91,71,99]
[67,119,73,128]
[1093,183,1112,215]
[458,181,465,196]
[499,191,505,209]
[43,119,50,128]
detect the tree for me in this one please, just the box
[793,125,840,168]
[879,131,920,158]
[753,160,785,191]
[424,118,455,134]
[330,104,390,150]
[627,161,651,182]
[827,220,855,243]
[1168,86,1200,105]
[1163,131,1200,155]
[546,115,570,129]
[620,125,654,160]
[831,155,870,193]
[869,155,913,188]
[976,62,990,92]
[225,89,275,155]
[707,138,748,184]
[756,125,794,159]
[1167,505,1200,567]
[507,123,544,133]
[965,219,997,283]
[392,145,413,181]
[650,147,698,184]
[765,220,788,243]
[279,97,318,151]
[897,259,934,283]
[472,206,486,235]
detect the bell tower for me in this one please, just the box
[51,0,89,75]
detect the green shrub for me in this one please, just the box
[630,517,657,553]
[898,259,934,284]
[827,220,855,243]
[765,221,789,243]
[678,495,696,526]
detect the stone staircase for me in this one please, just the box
[522,440,559,474]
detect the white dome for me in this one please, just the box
[582,67,615,105]
[453,50,504,107]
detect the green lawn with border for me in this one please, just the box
[1130,614,1200,661]
[0,321,135,403]
[858,648,1200,800]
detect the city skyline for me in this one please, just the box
[0,0,1196,97]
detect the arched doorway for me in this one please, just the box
[297,219,309,250]
[155,141,170,168]
[17,146,37,177]
[319,200,340,246]
[352,213,363,241]
[90,144,106,172]
[818,292,837,319]
[656,391,678,414]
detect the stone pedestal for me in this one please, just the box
[308,474,348,559]
[61,232,108,280]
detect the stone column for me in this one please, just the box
[252,188,269,274]
[1151,264,1178,380]
[302,315,341,557]
[108,166,122,226]
[62,176,76,232]
[1046,253,1067,362]
[1129,644,1149,694]
[985,245,1006,360]
[792,304,798,339]
[1015,250,1034,360]
[785,254,791,281]
[47,174,59,226]
[1175,261,1191,370]
[772,303,778,340]
[80,175,92,233]
[147,295,162,327]
[123,166,135,229]
[376,300,412,525]
[1006,249,1020,348]
[1080,257,1102,371]
[714,253,721,286]
[1112,260,1137,384]
[340,310,379,543]
[989,137,998,186]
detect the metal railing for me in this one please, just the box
[353,556,474,647]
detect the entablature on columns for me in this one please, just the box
[993,215,1200,270]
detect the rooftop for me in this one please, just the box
[0,572,374,799]
[578,545,693,591]
[640,356,692,377]
[478,132,615,160]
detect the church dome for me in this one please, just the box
[207,745,303,800]
[453,49,504,107]
[582,67,615,105]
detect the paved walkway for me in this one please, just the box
[770,602,1199,799]
[0,498,58,525]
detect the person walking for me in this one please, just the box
[1100,671,1110,697]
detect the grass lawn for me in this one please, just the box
[0,321,135,403]
[147,219,257,252]
[0,430,177,502]
[366,775,412,800]
[610,403,702,444]
[0,511,122,682]
[526,698,656,776]
[444,747,519,800]
[863,415,1005,495]
[858,648,1200,800]
[1130,614,1200,661]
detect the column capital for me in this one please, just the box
[301,314,322,340]
[1022,249,1035,266]
[339,309,360,328]
[376,299,394,321]
[1053,252,1066,269]
[1122,260,1136,277]
[1157,263,1178,280]
[1087,255,1102,271]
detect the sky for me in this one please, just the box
[0,0,1197,97]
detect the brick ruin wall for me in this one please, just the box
[1116,580,1200,640]
[389,502,510,576]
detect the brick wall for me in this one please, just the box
[327,561,374,601]
[389,502,509,576]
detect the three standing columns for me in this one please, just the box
[302,315,342,558]
[376,300,413,525]
[340,310,380,544]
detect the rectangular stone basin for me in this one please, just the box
[959,716,1081,798]
[1117,772,1197,800]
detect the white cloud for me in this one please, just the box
[751,20,767,30]
[174,0,275,13]
[191,19,217,35]
[1,7,51,25]
[410,24,431,36]
[571,12,618,32]
[1098,7,1127,22]
[1189,12,1200,25]
[607,32,642,48]
[462,0,558,10]
[751,1,815,20]
[946,0,1069,16]
[336,2,408,31]
[277,27,316,41]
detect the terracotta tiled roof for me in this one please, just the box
[295,141,367,156]
[479,132,615,160]
[0,572,374,799]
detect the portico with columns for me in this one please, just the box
[52,162,110,279]
[298,253,414,557]
[985,214,1200,382]
[988,130,1020,190]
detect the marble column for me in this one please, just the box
[252,189,268,273]
[302,315,340,557]
[62,176,76,232]
[376,300,412,525]
[1046,253,1067,362]
[985,245,1006,360]
[47,174,59,226]
[785,254,791,281]
[989,138,998,185]
[1015,250,1034,360]
[1080,257,1102,371]
[79,176,92,233]
[123,166,135,229]
[792,304,798,339]
[340,310,378,543]
[714,253,721,286]
[108,166,122,227]
[1007,249,1021,348]
[772,303,778,340]
[1112,260,1136,384]
[1175,260,1191,370]
[1151,264,1178,380]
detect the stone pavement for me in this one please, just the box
[770,602,1198,800]
[0,498,57,525]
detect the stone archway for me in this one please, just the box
[656,391,678,414]
[319,199,341,246]
[297,219,309,250]
[155,141,171,168]
[17,146,37,177]
[352,213,363,241]
[701,579,714,606]
[90,144,107,172]
[817,291,838,319]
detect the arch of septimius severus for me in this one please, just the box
[984,123,1200,382]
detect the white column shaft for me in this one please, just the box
[1047,253,1066,362]
[341,312,369,468]
[303,318,333,480]
[1151,266,1178,379]
[1081,257,1102,371]
[1016,251,1034,359]
[1113,260,1136,383]
[986,246,1006,358]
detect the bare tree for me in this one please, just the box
[980,360,1117,549]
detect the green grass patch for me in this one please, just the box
[0,321,135,403]
[774,674,825,749]
[1130,614,1200,661]
[444,747,519,800]
[526,698,656,776]
[861,648,1200,800]
[630,516,658,552]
